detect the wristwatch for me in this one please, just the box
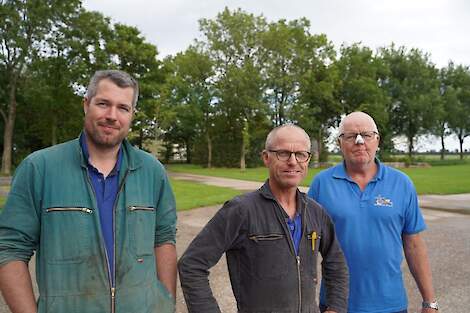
[422,300,439,310]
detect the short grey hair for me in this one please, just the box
[338,111,379,136]
[265,124,311,151]
[86,70,139,108]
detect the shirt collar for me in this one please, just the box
[333,157,384,182]
[79,132,123,175]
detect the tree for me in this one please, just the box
[0,0,81,174]
[198,8,268,169]
[161,47,215,166]
[441,63,470,159]
[334,43,392,157]
[259,18,311,126]
[380,45,441,159]
[290,34,338,162]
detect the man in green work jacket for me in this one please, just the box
[0,70,177,313]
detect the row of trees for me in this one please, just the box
[1,2,470,172]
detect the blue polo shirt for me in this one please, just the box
[286,213,302,255]
[80,134,122,286]
[308,160,426,313]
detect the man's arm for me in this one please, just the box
[178,199,245,313]
[155,243,177,299]
[0,261,36,313]
[403,233,437,313]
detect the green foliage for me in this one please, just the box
[380,45,441,157]
[440,63,470,159]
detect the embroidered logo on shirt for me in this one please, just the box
[374,195,393,207]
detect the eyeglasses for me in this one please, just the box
[339,131,378,143]
[267,150,311,163]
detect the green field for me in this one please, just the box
[171,179,241,210]
[167,163,470,195]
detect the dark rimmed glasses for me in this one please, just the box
[268,150,311,163]
[338,131,378,143]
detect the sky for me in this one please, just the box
[82,0,470,152]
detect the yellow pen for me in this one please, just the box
[311,231,317,251]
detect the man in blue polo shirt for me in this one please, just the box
[308,112,438,313]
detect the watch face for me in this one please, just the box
[423,301,439,310]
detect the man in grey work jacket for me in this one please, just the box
[0,70,177,313]
[178,124,349,313]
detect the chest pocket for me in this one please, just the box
[43,207,95,264]
[303,229,321,278]
[127,206,156,257]
[248,233,289,279]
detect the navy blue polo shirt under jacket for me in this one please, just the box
[80,133,122,286]
[286,213,302,255]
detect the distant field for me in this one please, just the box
[167,163,470,195]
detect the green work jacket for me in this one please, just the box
[0,136,177,313]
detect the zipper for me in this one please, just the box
[46,207,92,214]
[84,170,114,313]
[274,198,305,313]
[128,206,155,211]
[110,169,129,313]
[296,256,301,313]
[111,287,116,313]
[248,234,284,242]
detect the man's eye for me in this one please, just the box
[278,151,291,158]
[346,135,356,140]
[119,106,130,112]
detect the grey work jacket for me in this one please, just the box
[178,181,349,313]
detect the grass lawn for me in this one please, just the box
[171,179,242,211]
[167,163,470,195]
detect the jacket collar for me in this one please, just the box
[259,180,306,209]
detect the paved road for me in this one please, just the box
[1,174,469,312]
[0,207,467,313]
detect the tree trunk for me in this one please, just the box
[459,134,464,160]
[186,141,192,164]
[440,133,445,160]
[206,130,212,168]
[407,136,414,160]
[1,82,18,175]
[240,138,246,170]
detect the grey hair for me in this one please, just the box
[86,70,139,108]
[265,124,311,151]
[338,111,379,135]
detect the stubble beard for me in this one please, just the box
[84,120,128,150]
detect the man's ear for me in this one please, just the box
[261,150,269,166]
[83,97,89,114]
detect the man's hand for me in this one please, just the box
[422,308,438,313]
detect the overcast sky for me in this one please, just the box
[82,0,470,151]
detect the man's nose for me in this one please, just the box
[105,106,118,120]
[355,134,365,145]
[287,152,298,164]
